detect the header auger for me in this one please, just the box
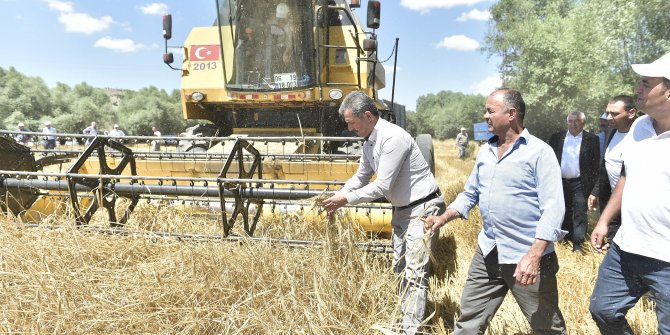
[0,132,394,250]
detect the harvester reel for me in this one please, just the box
[218,138,263,237]
[0,137,38,215]
[66,138,139,227]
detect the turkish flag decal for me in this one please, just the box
[189,45,220,61]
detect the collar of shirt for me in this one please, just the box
[566,131,583,139]
[365,118,385,146]
[487,128,530,160]
[637,114,670,139]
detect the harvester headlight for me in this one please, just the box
[191,91,206,102]
[329,89,343,100]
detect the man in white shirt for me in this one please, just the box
[587,95,638,243]
[548,112,600,252]
[322,91,443,334]
[151,126,161,151]
[589,52,670,335]
[108,124,125,137]
[42,121,57,149]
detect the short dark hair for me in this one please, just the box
[492,88,526,121]
[609,95,636,112]
[664,78,670,89]
[338,91,379,118]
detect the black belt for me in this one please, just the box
[395,189,441,210]
[562,177,580,182]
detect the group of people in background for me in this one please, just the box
[11,121,159,151]
[325,52,670,334]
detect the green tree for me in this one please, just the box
[117,86,184,136]
[0,67,52,129]
[485,0,670,139]
[412,91,485,139]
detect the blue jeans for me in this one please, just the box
[589,242,670,334]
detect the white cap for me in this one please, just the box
[45,121,52,126]
[632,52,670,80]
[276,3,288,19]
[114,124,119,128]
[600,112,608,119]
[18,122,24,127]
[460,127,466,131]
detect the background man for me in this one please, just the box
[82,121,98,146]
[322,91,443,334]
[425,89,567,334]
[108,124,125,137]
[589,52,670,335]
[265,2,295,77]
[151,126,161,151]
[455,127,469,159]
[42,121,57,149]
[596,113,609,157]
[587,95,637,244]
[549,111,600,252]
[14,122,31,145]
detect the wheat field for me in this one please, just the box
[0,139,659,334]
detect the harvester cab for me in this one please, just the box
[162,0,390,149]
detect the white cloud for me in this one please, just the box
[139,3,169,15]
[456,9,491,21]
[385,66,401,74]
[400,0,490,13]
[45,0,73,13]
[94,37,146,53]
[59,12,114,34]
[45,0,114,34]
[436,35,480,51]
[470,75,502,95]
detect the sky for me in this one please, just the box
[0,0,501,111]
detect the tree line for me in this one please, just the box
[0,66,191,136]
[408,0,669,141]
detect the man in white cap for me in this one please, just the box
[455,127,469,159]
[589,53,670,334]
[42,121,57,149]
[14,122,31,145]
[108,124,125,138]
[265,2,294,76]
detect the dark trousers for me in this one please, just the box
[562,178,587,250]
[454,247,566,334]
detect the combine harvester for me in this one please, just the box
[0,0,435,252]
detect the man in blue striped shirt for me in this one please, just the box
[425,88,567,334]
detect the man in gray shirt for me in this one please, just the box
[323,91,443,334]
[455,127,469,159]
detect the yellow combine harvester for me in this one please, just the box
[0,0,435,244]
